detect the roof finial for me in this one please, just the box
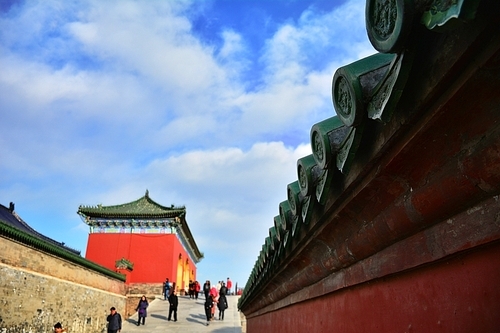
[145,189,149,198]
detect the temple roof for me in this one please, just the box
[0,202,81,255]
[77,190,186,219]
[78,190,204,263]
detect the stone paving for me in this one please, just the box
[122,294,244,333]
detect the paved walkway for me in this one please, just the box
[122,295,244,333]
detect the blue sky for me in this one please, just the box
[0,0,375,289]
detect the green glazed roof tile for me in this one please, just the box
[78,190,185,219]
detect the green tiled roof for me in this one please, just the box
[78,190,204,263]
[77,190,185,219]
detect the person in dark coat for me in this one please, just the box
[168,289,179,321]
[203,280,211,300]
[188,280,194,299]
[218,293,228,320]
[136,295,149,325]
[204,294,214,326]
[219,282,227,296]
[106,307,122,333]
[163,278,171,300]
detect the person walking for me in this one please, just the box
[216,280,221,292]
[106,307,122,333]
[203,280,211,300]
[195,280,201,300]
[218,293,228,321]
[219,282,227,296]
[204,294,214,326]
[210,290,218,320]
[168,289,179,322]
[135,295,149,326]
[163,278,171,300]
[188,280,194,299]
[226,277,232,295]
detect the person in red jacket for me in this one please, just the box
[195,280,201,300]
[226,277,232,295]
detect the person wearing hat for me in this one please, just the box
[106,307,122,333]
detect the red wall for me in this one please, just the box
[85,233,196,285]
[247,241,500,333]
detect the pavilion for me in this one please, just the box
[78,190,203,292]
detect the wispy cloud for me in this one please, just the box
[0,0,373,286]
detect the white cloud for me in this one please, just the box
[0,0,371,286]
[218,29,246,59]
[67,1,231,102]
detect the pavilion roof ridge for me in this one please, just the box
[77,190,186,218]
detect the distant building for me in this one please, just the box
[78,190,203,292]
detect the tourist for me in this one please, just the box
[168,289,178,322]
[53,322,66,332]
[210,284,218,299]
[226,277,232,295]
[216,280,222,292]
[163,278,171,300]
[135,295,149,326]
[218,292,228,321]
[188,280,194,299]
[106,307,122,333]
[210,290,218,320]
[203,280,211,300]
[194,280,201,299]
[204,294,215,325]
[219,281,227,296]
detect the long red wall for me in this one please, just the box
[247,241,500,333]
[86,233,196,285]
